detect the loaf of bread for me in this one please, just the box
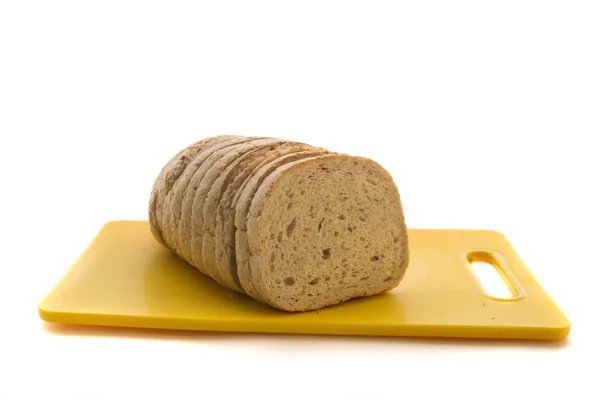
[149,135,409,312]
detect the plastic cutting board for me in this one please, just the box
[38,221,570,340]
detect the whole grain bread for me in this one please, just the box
[176,137,266,264]
[234,150,331,299]
[149,148,185,245]
[209,143,320,292]
[201,141,300,285]
[245,155,409,311]
[188,138,284,279]
[161,136,247,253]
[148,134,410,313]
[149,135,237,249]
[165,136,257,258]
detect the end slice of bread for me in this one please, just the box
[149,148,185,245]
[246,154,409,312]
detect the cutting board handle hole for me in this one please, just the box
[467,252,519,299]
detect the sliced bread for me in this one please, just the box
[176,137,266,264]
[165,136,257,257]
[245,154,409,311]
[149,135,237,249]
[161,136,248,252]
[234,150,331,299]
[201,141,301,285]
[189,138,285,278]
[208,143,320,292]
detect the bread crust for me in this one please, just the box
[149,136,236,249]
[161,136,245,252]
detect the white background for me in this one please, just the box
[1,1,598,399]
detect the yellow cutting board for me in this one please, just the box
[39,221,570,340]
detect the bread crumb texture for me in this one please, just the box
[149,135,409,312]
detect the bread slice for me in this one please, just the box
[188,138,285,278]
[234,150,331,299]
[161,136,248,253]
[208,143,319,292]
[201,140,299,285]
[172,137,261,264]
[165,136,257,258]
[149,136,237,249]
[245,154,409,312]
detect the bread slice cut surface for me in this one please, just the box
[246,154,409,311]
